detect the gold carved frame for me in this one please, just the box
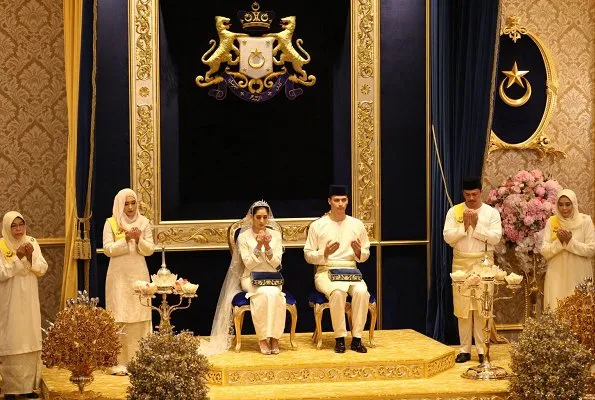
[128,0,381,250]
[489,16,564,159]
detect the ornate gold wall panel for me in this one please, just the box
[486,0,595,219]
[0,0,68,328]
[128,0,381,250]
[489,16,564,159]
[486,0,595,330]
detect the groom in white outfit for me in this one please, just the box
[304,185,371,353]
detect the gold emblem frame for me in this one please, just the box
[128,0,381,250]
[489,16,564,159]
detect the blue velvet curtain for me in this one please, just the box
[426,0,500,343]
[76,0,98,296]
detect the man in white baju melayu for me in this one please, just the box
[103,188,155,375]
[443,177,502,364]
[304,185,370,353]
[0,211,48,400]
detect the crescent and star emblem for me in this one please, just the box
[499,61,531,107]
[248,48,265,69]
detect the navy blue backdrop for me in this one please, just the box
[93,0,428,337]
[426,0,500,344]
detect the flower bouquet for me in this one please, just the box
[486,169,563,316]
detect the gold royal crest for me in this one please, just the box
[195,2,316,102]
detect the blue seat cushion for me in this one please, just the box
[232,292,249,307]
[308,291,376,305]
[285,292,297,305]
[308,291,328,304]
[232,291,297,307]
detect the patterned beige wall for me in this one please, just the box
[487,0,595,334]
[485,0,595,217]
[0,1,67,324]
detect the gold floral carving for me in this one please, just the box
[427,352,456,376]
[280,224,309,242]
[135,0,152,81]
[357,0,373,78]
[51,393,107,400]
[379,397,508,400]
[206,370,223,385]
[489,132,565,160]
[502,16,527,43]
[356,101,376,228]
[212,362,444,386]
[364,222,375,240]
[156,226,228,245]
[489,16,564,160]
[135,105,155,221]
[139,86,150,97]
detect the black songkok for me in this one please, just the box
[462,177,482,190]
[328,184,348,197]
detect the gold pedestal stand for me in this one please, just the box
[454,277,521,380]
[137,287,197,334]
[135,248,198,334]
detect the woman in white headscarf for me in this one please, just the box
[0,211,48,400]
[103,188,155,375]
[203,200,285,355]
[541,189,595,310]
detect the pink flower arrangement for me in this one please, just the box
[486,169,562,250]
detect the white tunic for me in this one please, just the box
[103,218,154,323]
[541,215,595,310]
[443,203,502,318]
[304,215,370,296]
[443,203,502,253]
[237,228,286,340]
[0,237,48,357]
[237,228,283,282]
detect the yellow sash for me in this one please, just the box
[454,203,465,225]
[550,215,560,241]
[0,238,15,259]
[107,217,126,240]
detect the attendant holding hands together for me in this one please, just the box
[541,189,595,310]
[103,188,155,375]
[0,211,48,399]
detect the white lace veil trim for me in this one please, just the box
[199,200,281,355]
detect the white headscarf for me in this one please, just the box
[112,188,148,231]
[2,211,29,252]
[200,200,281,355]
[555,189,585,231]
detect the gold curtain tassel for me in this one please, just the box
[74,222,92,260]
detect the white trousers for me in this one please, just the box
[0,351,41,395]
[457,310,486,354]
[247,286,286,340]
[329,283,370,339]
[111,320,152,374]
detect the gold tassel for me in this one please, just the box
[74,219,92,260]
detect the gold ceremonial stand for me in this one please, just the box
[453,273,521,380]
[135,249,197,334]
[136,286,196,334]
